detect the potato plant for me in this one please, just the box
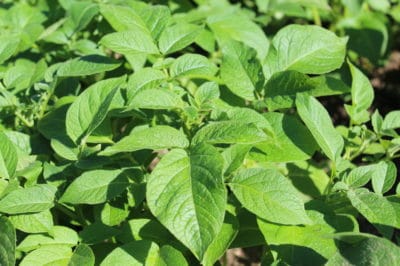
[1,0,400,265]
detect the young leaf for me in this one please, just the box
[0,184,56,214]
[371,161,397,194]
[57,55,121,77]
[170,54,218,78]
[229,168,311,225]
[68,244,95,266]
[0,131,18,179]
[60,169,128,205]
[126,68,166,101]
[192,121,267,145]
[100,30,159,55]
[382,110,400,130]
[99,4,149,32]
[0,217,16,266]
[128,88,183,110]
[100,126,189,156]
[264,25,347,77]
[296,94,344,162]
[147,144,226,260]
[345,61,374,124]
[220,41,264,100]
[66,76,125,145]
[158,22,203,54]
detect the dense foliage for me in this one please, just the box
[1,0,400,265]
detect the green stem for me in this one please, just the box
[55,203,81,224]
[312,7,321,26]
[15,111,34,128]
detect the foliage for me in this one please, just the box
[1,0,400,265]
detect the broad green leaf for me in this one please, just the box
[96,201,129,227]
[10,210,53,233]
[0,184,56,214]
[69,1,99,32]
[100,126,189,156]
[100,30,159,55]
[344,164,376,188]
[19,245,72,266]
[327,234,400,265]
[139,5,171,40]
[66,77,125,145]
[57,55,120,77]
[79,222,120,245]
[0,131,18,179]
[158,22,203,54]
[202,212,238,266]
[192,121,267,145]
[258,202,358,264]
[68,244,95,266]
[345,61,374,124]
[264,70,350,110]
[60,169,128,205]
[0,35,18,64]
[100,240,159,266]
[382,110,400,130]
[347,188,400,229]
[128,88,183,110]
[254,112,318,162]
[264,25,347,77]
[372,110,383,133]
[158,245,188,265]
[126,68,166,102]
[99,4,148,32]
[229,168,311,225]
[222,144,252,175]
[147,144,226,259]
[220,41,264,100]
[296,94,344,161]
[194,81,220,108]
[0,217,15,266]
[371,161,397,194]
[207,7,269,59]
[17,226,78,252]
[170,54,218,78]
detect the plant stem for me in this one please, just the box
[312,7,321,26]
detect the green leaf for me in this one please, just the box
[10,210,53,233]
[99,4,149,32]
[17,226,78,252]
[0,35,19,64]
[264,70,350,110]
[100,126,189,156]
[194,82,220,108]
[327,234,400,265]
[0,131,18,179]
[100,240,159,266]
[19,246,73,266]
[344,164,376,188]
[202,211,238,266]
[258,202,358,264]
[264,25,347,77]
[229,168,311,225]
[192,121,267,145]
[0,184,56,214]
[57,55,121,77]
[207,7,269,59]
[126,68,166,102]
[128,88,183,110]
[68,244,95,266]
[69,1,99,32]
[222,144,252,175]
[170,54,218,78]
[345,61,374,124]
[0,216,15,266]
[139,5,171,40]
[347,188,400,229]
[158,245,188,265]
[60,169,128,205]
[220,41,264,100]
[79,222,120,245]
[382,110,400,130]
[147,144,226,259]
[296,94,344,162]
[254,112,318,162]
[100,30,159,55]
[371,161,397,194]
[158,22,203,55]
[66,76,125,144]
